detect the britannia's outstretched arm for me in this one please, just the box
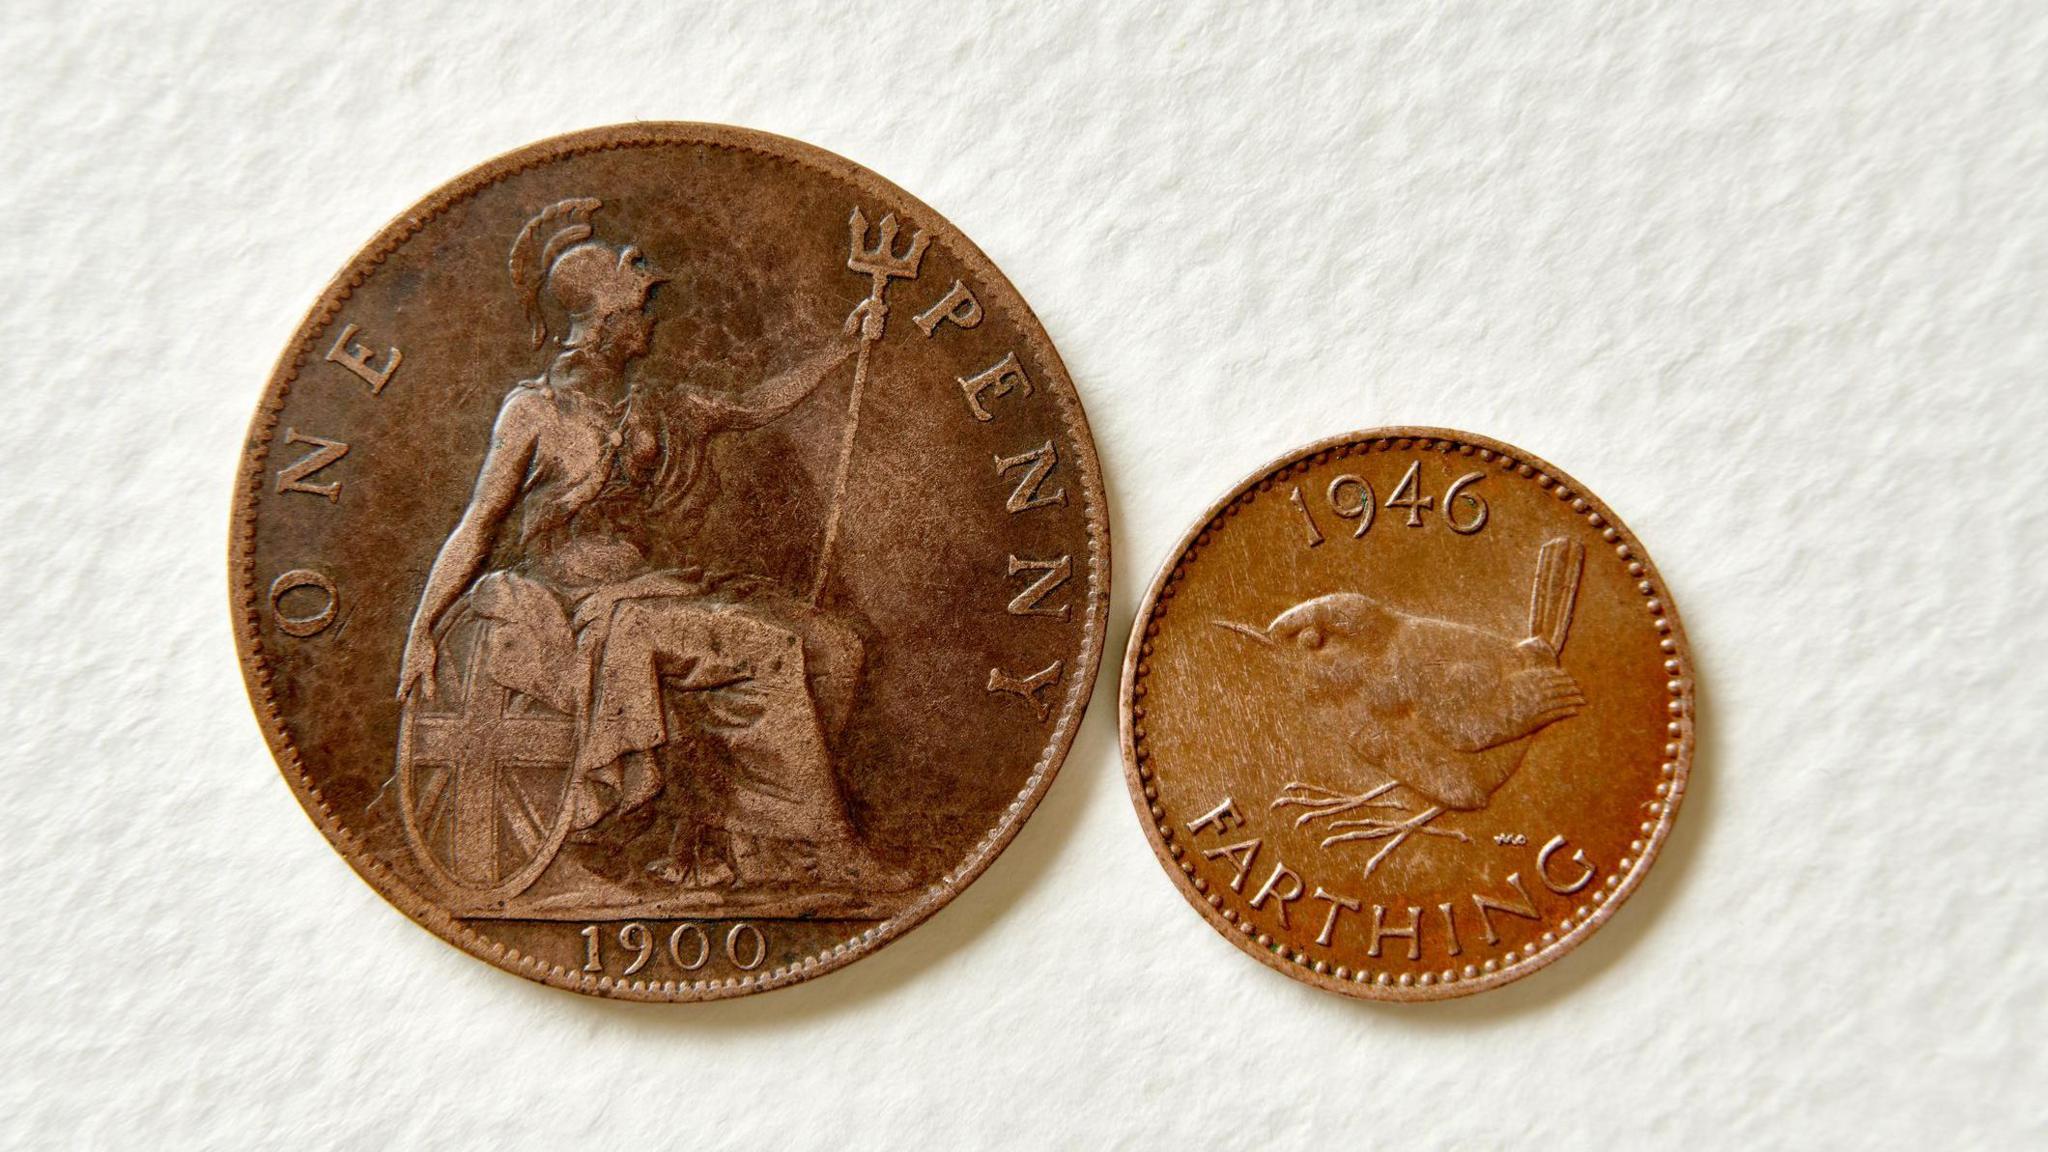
[397,393,540,701]
[690,339,856,432]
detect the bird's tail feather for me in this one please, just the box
[1528,537,1585,656]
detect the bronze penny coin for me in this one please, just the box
[231,123,1108,1000]
[1121,428,1692,1001]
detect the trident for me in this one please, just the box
[809,207,930,606]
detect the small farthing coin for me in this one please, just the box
[1122,428,1692,1001]
[232,123,1108,1000]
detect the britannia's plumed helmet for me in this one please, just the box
[508,197,667,348]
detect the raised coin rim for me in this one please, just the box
[230,122,1111,1002]
[1118,426,1692,1002]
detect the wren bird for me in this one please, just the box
[1218,537,1587,877]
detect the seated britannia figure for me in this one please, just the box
[396,198,904,892]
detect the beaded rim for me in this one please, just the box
[229,122,1110,1001]
[1119,427,1693,1002]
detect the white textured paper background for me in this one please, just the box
[3,2,2043,1147]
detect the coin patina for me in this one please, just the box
[232,123,1107,1000]
[1121,428,1691,1001]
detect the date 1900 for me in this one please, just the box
[580,921,769,976]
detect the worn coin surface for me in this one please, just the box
[1121,428,1691,1001]
[232,123,1107,1000]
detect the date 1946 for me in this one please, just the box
[1289,459,1489,547]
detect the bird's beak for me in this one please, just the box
[1212,620,1272,645]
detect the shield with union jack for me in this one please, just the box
[396,614,580,906]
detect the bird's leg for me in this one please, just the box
[1322,805,1467,842]
[1272,781,1405,826]
[1320,805,1472,878]
[1359,809,1445,877]
[1276,781,1471,876]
